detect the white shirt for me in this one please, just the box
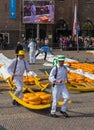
[7,57,30,76]
[49,65,68,86]
[28,41,36,50]
[31,5,36,15]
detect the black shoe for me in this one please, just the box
[12,100,20,106]
[15,101,20,106]
[60,111,69,118]
[12,100,16,105]
[50,114,58,118]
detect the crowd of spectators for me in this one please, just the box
[20,35,94,52]
[3,35,94,51]
[59,35,94,50]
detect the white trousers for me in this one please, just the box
[51,84,70,114]
[30,15,36,22]
[29,50,35,63]
[14,76,23,99]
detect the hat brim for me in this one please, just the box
[18,54,24,55]
[58,59,65,61]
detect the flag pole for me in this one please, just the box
[76,10,79,53]
[77,32,79,53]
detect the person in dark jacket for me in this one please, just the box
[15,41,23,57]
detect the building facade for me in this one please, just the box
[0,0,94,48]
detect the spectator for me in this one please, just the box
[36,38,41,50]
[3,35,8,49]
[59,37,63,50]
[44,37,49,45]
[62,38,68,50]
[15,41,23,57]
[0,36,3,49]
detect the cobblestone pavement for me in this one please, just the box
[0,49,94,130]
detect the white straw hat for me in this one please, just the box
[58,55,65,61]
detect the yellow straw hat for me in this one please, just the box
[18,50,25,55]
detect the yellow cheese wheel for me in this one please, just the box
[42,99,51,104]
[22,98,29,103]
[28,95,40,102]
[29,100,41,105]
[40,94,51,100]
[35,92,46,96]
[23,93,34,99]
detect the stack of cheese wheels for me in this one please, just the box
[23,93,41,105]
[23,76,35,85]
[35,92,51,104]
[23,92,51,105]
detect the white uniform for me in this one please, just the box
[48,4,54,18]
[7,57,30,98]
[49,65,70,115]
[30,4,36,22]
[28,41,36,64]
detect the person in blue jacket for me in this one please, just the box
[35,45,54,60]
